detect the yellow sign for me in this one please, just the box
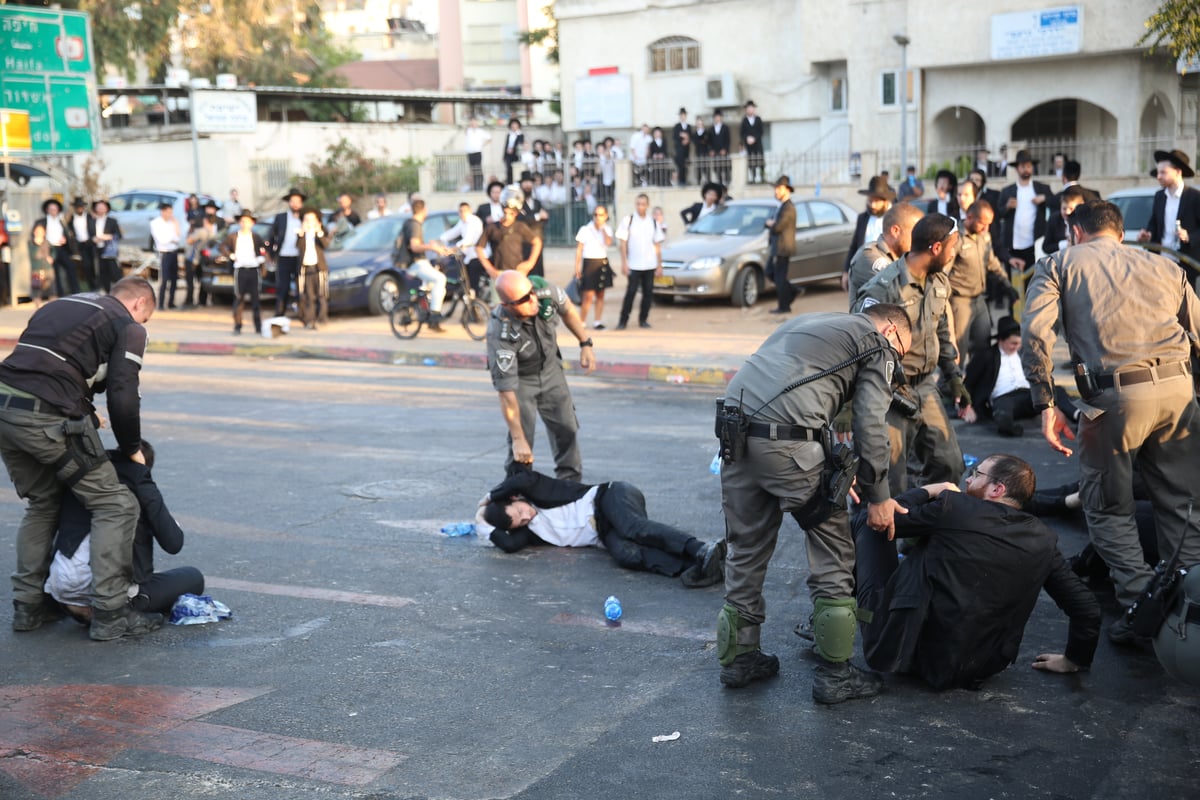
[0,108,32,152]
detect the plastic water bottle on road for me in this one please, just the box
[604,595,622,623]
[441,522,476,536]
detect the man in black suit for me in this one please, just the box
[844,175,894,276]
[1138,149,1200,257]
[959,316,1078,436]
[925,170,958,220]
[740,100,765,184]
[1042,185,1086,256]
[766,175,797,314]
[477,180,505,227]
[68,197,98,291]
[1057,160,1100,204]
[996,150,1055,272]
[269,188,306,316]
[710,110,731,185]
[518,172,550,277]
[503,118,523,184]
[91,199,124,293]
[671,107,692,187]
[853,453,1100,690]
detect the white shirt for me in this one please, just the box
[548,184,567,206]
[223,199,242,220]
[44,215,65,246]
[617,212,665,270]
[73,214,90,242]
[278,212,301,257]
[528,487,601,548]
[1013,182,1037,249]
[599,155,616,185]
[506,131,521,152]
[991,348,1031,399]
[1163,183,1185,249]
[864,214,884,243]
[367,208,390,220]
[936,198,949,216]
[534,184,552,205]
[697,203,718,221]
[575,222,612,259]
[150,215,180,252]
[441,215,484,263]
[629,132,651,164]
[465,126,491,154]
[233,230,259,267]
[302,231,319,266]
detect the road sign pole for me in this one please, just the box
[190,86,202,195]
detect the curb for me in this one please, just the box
[0,336,739,388]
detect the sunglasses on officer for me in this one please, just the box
[502,289,535,307]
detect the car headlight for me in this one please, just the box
[330,267,370,283]
[686,256,723,271]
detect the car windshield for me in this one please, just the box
[1110,194,1155,232]
[328,216,407,251]
[687,205,774,235]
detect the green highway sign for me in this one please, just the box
[1,75,96,154]
[0,6,93,75]
[0,6,96,153]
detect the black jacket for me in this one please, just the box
[55,453,184,585]
[1146,185,1200,257]
[925,196,959,222]
[1042,212,1070,256]
[709,124,730,155]
[996,180,1056,260]
[485,470,609,553]
[269,211,298,257]
[858,488,1100,690]
[845,211,872,272]
[740,116,764,153]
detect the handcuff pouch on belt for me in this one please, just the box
[714,396,748,464]
[54,418,109,487]
[793,429,860,530]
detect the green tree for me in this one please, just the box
[1139,0,1200,62]
[292,138,421,208]
[518,1,558,65]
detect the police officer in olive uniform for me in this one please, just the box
[717,305,911,703]
[1021,199,1200,646]
[845,202,923,306]
[0,277,165,642]
[949,200,1014,363]
[487,270,597,480]
[853,213,970,494]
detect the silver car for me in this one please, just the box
[106,189,219,249]
[654,197,854,306]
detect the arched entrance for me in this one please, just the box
[1140,94,1176,175]
[928,105,985,170]
[1011,98,1118,176]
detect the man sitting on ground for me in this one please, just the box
[477,469,725,587]
[46,441,204,622]
[852,453,1100,690]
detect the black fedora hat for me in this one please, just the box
[773,175,795,191]
[519,171,535,183]
[203,199,219,210]
[995,315,1021,340]
[41,197,62,214]
[281,187,307,202]
[71,195,87,208]
[1015,149,1034,165]
[486,179,505,195]
[1152,149,1194,178]
[858,175,896,201]
[236,209,257,222]
[91,198,111,211]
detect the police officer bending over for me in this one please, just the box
[0,277,162,641]
[716,305,910,703]
[1021,199,1200,647]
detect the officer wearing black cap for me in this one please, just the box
[715,305,910,702]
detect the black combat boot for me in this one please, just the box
[89,606,164,642]
[12,596,64,632]
[720,650,780,688]
[812,657,883,704]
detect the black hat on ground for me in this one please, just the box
[858,175,896,201]
[41,198,62,214]
[1152,149,1194,178]
[281,187,307,202]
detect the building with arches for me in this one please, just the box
[556,0,1195,183]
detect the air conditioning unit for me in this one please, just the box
[705,73,739,108]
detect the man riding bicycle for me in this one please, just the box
[395,200,451,331]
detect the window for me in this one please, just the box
[831,77,846,112]
[649,36,700,74]
[808,201,846,228]
[881,69,915,108]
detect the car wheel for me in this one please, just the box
[730,266,761,307]
[367,273,402,316]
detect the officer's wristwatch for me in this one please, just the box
[579,338,594,348]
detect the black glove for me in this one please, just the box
[948,376,972,407]
[832,406,853,434]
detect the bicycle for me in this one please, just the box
[390,252,491,341]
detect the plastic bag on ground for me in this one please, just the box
[169,593,233,625]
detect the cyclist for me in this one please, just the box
[395,200,452,331]
[439,201,488,297]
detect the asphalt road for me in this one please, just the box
[1,354,1197,800]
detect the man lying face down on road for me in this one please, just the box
[851,453,1101,690]
[476,469,725,587]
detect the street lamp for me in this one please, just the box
[894,34,910,179]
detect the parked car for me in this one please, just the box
[653,198,855,306]
[325,210,460,315]
[106,189,218,249]
[1106,186,1156,242]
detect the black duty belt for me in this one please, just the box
[0,393,47,413]
[746,421,821,442]
[1096,361,1189,390]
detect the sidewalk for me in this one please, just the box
[0,248,850,387]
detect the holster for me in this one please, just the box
[793,429,859,530]
[53,418,109,487]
